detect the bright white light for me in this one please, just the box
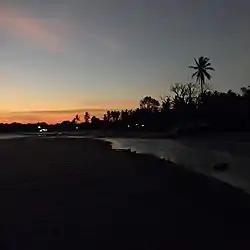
[39,128,48,132]
[128,125,130,128]
[38,126,41,129]
[136,124,138,126]
[76,127,79,130]
[142,124,145,127]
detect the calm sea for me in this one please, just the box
[0,134,28,140]
[100,137,250,193]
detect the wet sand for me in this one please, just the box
[0,137,250,249]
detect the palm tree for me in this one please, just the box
[72,114,80,124]
[189,56,214,94]
[75,114,80,122]
[84,112,90,123]
[106,111,112,122]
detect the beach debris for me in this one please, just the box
[159,157,165,162]
[115,149,131,153]
[213,162,229,171]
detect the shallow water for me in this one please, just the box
[0,134,28,140]
[101,137,250,193]
[1,134,250,193]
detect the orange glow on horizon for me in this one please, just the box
[0,104,138,124]
[0,109,106,124]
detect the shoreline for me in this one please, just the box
[1,135,250,195]
[0,137,250,248]
[97,137,250,195]
[82,137,250,197]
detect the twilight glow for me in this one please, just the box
[0,0,250,123]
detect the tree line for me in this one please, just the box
[1,56,250,134]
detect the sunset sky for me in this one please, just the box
[0,0,250,123]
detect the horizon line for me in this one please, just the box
[0,108,133,114]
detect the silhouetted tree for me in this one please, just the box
[161,96,171,111]
[103,114,108,122]
[71,114,80,124]
[189,56,214,94]
[91,116,99,123]
[241,86,250,97]
[186,82,199,104]
[170,83,187,101]
[7,54,250,135]
[84,112,90,123]
[111,110,121,122]
[140,96,160,110]
[106,111,112,122]
[91,116,100,129]
[59,120,72,131]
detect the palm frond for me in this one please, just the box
[191,71,198,79]
[205,66,215,71]
[194,57,199,67]
[204,57,209,62]
[189,66,198,70]
[198,56,205,64]
[204,70,212,80]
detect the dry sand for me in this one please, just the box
[0,137,249,249]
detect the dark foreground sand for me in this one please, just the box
[0,138,250,249]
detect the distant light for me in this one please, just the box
[39,128,48,133]
[38,126,41,129]
[128,125,130,128]
[142,124,145,127]
[136,124,138,126]
[76,126,79,130]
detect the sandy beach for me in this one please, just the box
[0,137,250,249]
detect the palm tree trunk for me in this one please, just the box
[200,78,204,95]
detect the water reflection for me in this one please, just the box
[0,134,28,140]
[101,138,250,194]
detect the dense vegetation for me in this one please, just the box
[1,57,250,134]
